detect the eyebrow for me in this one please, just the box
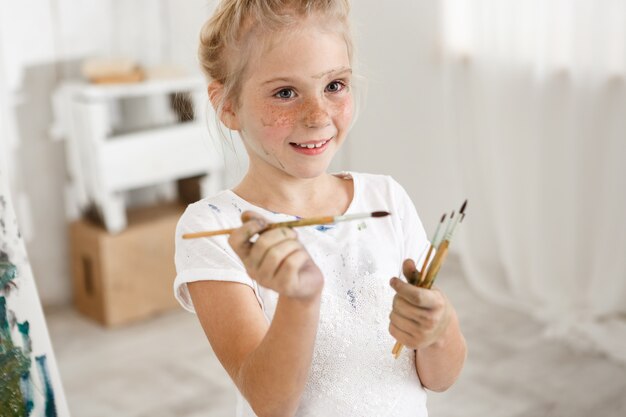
[312,67,352,79]
[262,67,352,85]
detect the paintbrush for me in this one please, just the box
[421,201,466,288]
[392,200,467,358]
[412,213,447,287]
[182,211,391,239]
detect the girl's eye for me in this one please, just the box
[275,89,295,99]
[326,81,347,93]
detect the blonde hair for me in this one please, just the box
[199,0,353,113]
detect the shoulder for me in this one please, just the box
[177,190,244,233]
[347,171,412,205]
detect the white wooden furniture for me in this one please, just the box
[52,77,223,233]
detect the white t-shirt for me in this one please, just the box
[174,172,431,417]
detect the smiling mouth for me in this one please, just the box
[289,139,332,149]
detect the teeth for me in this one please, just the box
[296,140,328,149]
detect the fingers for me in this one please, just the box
[225,211,323,298]
[273,249,312,295]
[253,236,302,280]
[229,210,303,283]
[388,320,415,348]
[240,211,261,223]
[228,211,268,257]
[389,279,451,349]
[390,277,442,309]
[248,227,297,266]
[402,258,420,285]
[391,295,437,328]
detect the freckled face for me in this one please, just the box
[232,22,354,179]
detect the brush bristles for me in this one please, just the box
[460,199,468,215]
[440,213,447,223]
[371,211,391,218]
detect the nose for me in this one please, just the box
[302,97,331,128]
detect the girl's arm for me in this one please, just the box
[389,259,467,392]
[189,281,321,417]
[189,211,324,417]
[414,303,466,391]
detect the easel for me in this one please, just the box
[0,159,71,416]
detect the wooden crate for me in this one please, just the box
[69,203,184,326]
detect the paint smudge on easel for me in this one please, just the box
[1,169,67,416]
[36,355,58,416]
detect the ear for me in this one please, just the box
[207,81,240,131]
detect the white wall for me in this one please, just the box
[349,1,463,226]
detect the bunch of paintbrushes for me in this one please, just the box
[392,199,468,359]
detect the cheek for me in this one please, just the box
[260,106,298,128]
[331,95,354,128]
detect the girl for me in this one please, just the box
[174,1,466,416]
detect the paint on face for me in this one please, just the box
[259,92,352,130]
[272,153,286,169]
[257,142,286,169]
[232,22,354,179]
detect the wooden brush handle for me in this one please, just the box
[182,228,236,238]
[182,216,336,239]
[421,240,449,289]
[392,241,450,358]
[265,216,335,229]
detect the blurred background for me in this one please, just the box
[1,0,625,416]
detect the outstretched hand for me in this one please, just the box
[228,211,324,299]
[388,259,451,349]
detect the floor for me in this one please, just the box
[46,257,626,417]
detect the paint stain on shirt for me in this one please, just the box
[231,202,242,214]
[316,225,335,232]
[347,289,357,310]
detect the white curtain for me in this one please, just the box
[442,0,626,361]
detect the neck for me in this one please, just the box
[233,165,346,218]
